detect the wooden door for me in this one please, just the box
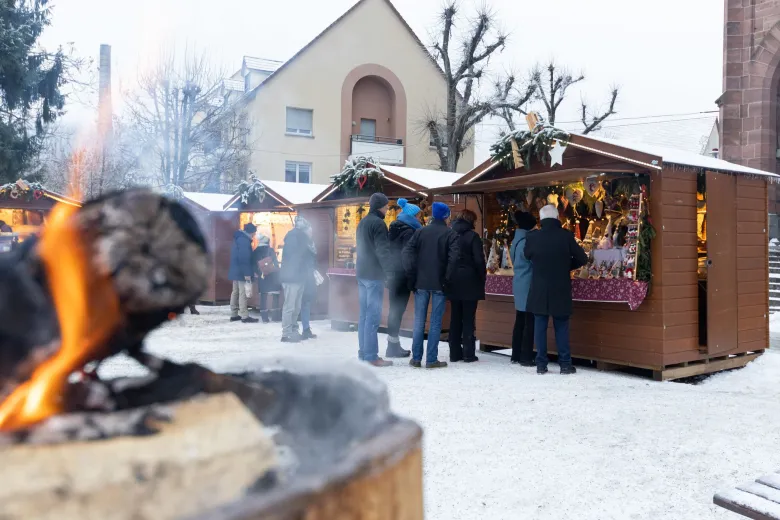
[706,171,738,355]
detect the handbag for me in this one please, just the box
[258,256,278,276]
[313,269,324,286]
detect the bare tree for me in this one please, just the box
[123,49,250,192]
[495,60,619,134]
[492,74,536,132]
[427,2,508,172]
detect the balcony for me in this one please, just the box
[349,135,404,165]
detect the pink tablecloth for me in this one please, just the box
[485,274,649,311]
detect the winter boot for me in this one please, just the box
[230,316,242,322]
[560,365,577,375]
[242,316,259,324]
[302,328,317,340]
[386,338,410,358]
[368,358,393,367]
[462,336,477,363]
[426,361,448,369]
[281,331,302,343]
[537,365,548,375]
[271,308,282,323]
[409,359,422,368]
[260,310,270,323]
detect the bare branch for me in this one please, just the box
[581,86,619,134]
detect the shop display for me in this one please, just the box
[239,211,295,261]
[333,199,406,269]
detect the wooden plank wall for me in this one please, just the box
[735,176,769,352]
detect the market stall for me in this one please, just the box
[181,178,328,307]
[432,125,776,380]
[0,179,81,253]
[298,159,473,334]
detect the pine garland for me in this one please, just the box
[331,156,383,195]
[637,214,656,282]
[162,184,184,201]
[0,180,47,202]
[490,122,570,171]
[235,173,266,205]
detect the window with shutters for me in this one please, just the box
[285,107,313,136]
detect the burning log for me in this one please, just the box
[0,189,210,430]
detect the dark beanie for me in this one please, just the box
[513,210,537,231]
[244,222,257,234]
[369,192,389,211]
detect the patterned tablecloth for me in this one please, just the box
[485,274,649,311]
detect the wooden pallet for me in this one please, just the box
[714,468,780,519]
[481,342,764,381]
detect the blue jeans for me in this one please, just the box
[412,290,447,364]
[533,315,572,368]
[358,278,384,361]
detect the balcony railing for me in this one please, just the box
[350,135,404,165]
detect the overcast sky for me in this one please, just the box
[40,0,723,160]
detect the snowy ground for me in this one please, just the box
[100,307,780,520]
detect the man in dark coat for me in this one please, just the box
[253,234,281,323]
[228,222,259,323]
[385,198,421,358]
[279,216,316,343]
[524,204,588,375]
[447,209,486,363]
[402,201,459,369]
[355,192,394,367]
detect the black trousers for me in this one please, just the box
[449,300,478,361]
[511,310,535,363]
[259,292,281,321]
[386,279,410,341]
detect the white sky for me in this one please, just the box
[40,0,723,161]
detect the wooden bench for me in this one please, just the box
[714,470,780,519]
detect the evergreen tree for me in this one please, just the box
[0,0,65,183]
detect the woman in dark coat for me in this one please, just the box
[447,209,486,363]
[253,234,281,323]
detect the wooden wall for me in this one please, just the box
[299,207,335,317]
[735,176,769,353]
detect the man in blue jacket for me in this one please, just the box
[228,222,259,323]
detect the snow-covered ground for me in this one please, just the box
[100,307,780,520]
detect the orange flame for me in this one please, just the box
[0,203,121,430]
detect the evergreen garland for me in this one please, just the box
[637,214,656,282]
[0,180,47,202]
[331,156,383,195]
[490,122,570,171]
[162,184,184,201]
[235,173,266,205]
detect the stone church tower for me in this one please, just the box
[721,0,780,235]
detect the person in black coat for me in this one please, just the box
[447,210,486,363]
[524,204,588,375]
[355,193,394,367]
[385,198,421,358]
[227,222,259,323]
[253,234,281,323]
[402,201,459,369]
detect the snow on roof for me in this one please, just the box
[262,180,330,204]
[380,165,464,189]
[223,79,244,92]
[183,192,236,212]
[580,133,779,178]
[586,116,718,155]
[243,57,284,73]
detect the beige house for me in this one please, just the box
[227,0,475,185]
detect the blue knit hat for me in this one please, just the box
[397,198,420,217]
[432,201,450,221]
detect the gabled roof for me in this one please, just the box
[313,164,459,202]
[183,192,236,212]
[222,79,244,92]
[243,0,447,100]
[222,180,330,210]
[243,57,284,74]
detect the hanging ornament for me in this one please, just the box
[548,141,567,166]
[547,193,558,206]
[572,189,583,205]
[584,176,601,198]
[10,187,19,199]
[33,189,43,200]
[561,195,570,211]
[595,200,604,218]
[564,187,574,205]
[526,190,534,207]
[357,174,368,190]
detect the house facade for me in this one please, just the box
[227,0,474,185]
[720,0,780,235]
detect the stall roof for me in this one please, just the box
[182,192,236,212]
[379,166,463,189]
[260,180,330,205]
